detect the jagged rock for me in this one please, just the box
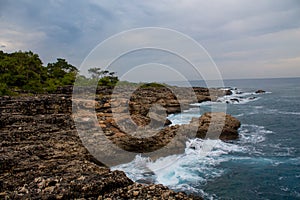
[0,93,204,199]
[101,183,202,200]
[1,86,234,199]
[190,112,241,140]
[255,89,266,94]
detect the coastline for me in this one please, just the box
[0,86,235,199]
[0,88,202,199]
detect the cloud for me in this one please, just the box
[0,22,46,52]
[0,0,299,79]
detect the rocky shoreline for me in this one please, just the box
[0,86,238,199]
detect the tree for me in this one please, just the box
[88,67,102,79]
[0,50,45,93]
[0,50,119,95]
[47,58,78,79]
[45,58,78,91]
[88,67,118,86]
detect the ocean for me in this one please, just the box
[112,77,300,199]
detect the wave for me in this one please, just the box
[264,109,300,116]
[191,88,265,107]
[168,87,268,125]
[237,124,274,156]
[111,87,300,198]
[278,111,300,115]
[239,124,272,143]
[111,122,296,199]
[112,138,245,197]
[167,113,197,125]
[288,157,300,165]
[216,88,262,104]
[245,108,300,116]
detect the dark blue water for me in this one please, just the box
[113,78,300,199]
[202,78,300,199]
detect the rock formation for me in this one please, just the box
[0,92,203,199]
[190,112,241,140]
[255,89,266,94]
[0,86,234,199]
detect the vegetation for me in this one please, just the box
[140,82,167,88]
[0,50,119,95]
[88,67,118,86]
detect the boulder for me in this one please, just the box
[255,89,266,94]
[190,112,241,140]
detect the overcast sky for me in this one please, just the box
[1,0,300,80]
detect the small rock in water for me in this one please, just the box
[230,98,240,103]
[255,89,266,94]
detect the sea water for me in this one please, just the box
[112,77,300,199]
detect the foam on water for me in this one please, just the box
[112,84,300,199]
[288,157,300,165]
[116,88,270,191]
[112,138,246,196]
[238,124,272,143]
[112,122,285,199]
[167,112,197,125]
[189,88,262,108]
[216,88,261,104]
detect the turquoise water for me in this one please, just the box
[113,78,300,199]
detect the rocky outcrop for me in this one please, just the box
[127,112,241,158]
[0,94,203,199]
[73,86,238,164]
[0,86,233,199]
[255,89,266,94]
[190,112,241,140]
[101,183,202,200]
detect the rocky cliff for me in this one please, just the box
[0,86,235,199]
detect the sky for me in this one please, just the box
[0,0,300,80]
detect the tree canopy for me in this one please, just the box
[0,50,119,95]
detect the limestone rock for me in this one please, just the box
[0,94,203,199]
[191,112,241,140]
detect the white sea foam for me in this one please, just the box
[254,106,264,109]
[167,113,197,125]
[217,89,261,104]
[278,111,300,115]
[234,113,245,117]
[191,88,263,107]
[112,87,290,198]
[112,138,245,195]
[288,157,300,165]
[238,124,272,144]
[112,123,280,198]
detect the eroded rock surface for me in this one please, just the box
[189,112,241,140]
[0,90,206,199]
[1,86,233,199]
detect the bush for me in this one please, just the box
[0,83,15,96]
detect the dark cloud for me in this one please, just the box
[0,0,299,78]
